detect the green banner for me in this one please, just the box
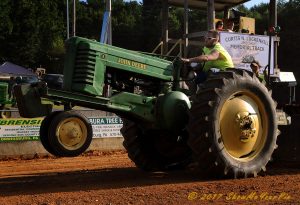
[0,118,43,142]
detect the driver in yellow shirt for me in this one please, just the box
[181,30,234,84]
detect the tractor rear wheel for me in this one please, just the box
[47,110,93,157]
[187,70,278,178]
[121,119,192,171]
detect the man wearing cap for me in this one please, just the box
[250,60,265,84]
[181,30,234,84]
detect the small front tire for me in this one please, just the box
[39,111,62,155]
[48,110,93,157]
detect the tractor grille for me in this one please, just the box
[73,47,97,85]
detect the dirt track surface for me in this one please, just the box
[0,151,300,205]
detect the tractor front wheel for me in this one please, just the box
[46,110,93,157]
[39,111,62,155]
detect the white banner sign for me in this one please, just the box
[0,118,42,142]
[89,117,123,138]
[220,32,274,74]
[0,117,123,142]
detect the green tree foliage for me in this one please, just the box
[0,0,66,72]
[168,7,182,38]
[77,0,104,40]
[142,0,162,52]
[111,0,142,50]
[188,9,207,33]
[248,3,269,34]
[0,0,12,63]
[0,0,13,41]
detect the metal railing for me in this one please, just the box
[152,38,204,58]
[152,38,183,57]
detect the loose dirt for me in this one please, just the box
[0,151,299,205]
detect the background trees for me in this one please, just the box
[277,0,300,80]
[0,0,299,78]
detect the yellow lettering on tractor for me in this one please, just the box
[118,58,147,70]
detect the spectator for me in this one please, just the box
[250,60,265,84]
[8,76,16,99]
[226,20,235,32]
[216,21,224,31]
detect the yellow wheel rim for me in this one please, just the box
[219,91,268,161]
[56,117,88,150]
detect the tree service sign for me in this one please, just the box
[89,117,123,138]
[0,117,123,142]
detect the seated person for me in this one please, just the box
[250,60,266,84]
[181,30,234,84]
[225,20,235,32]
[216,21,224,31]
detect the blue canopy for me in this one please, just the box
[0,62,35,76]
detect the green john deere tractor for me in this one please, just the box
[14,36,278,178]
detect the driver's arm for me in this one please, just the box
[181,49,220,63]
